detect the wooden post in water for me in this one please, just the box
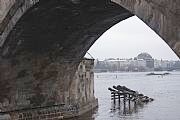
[123,94,126,107]
[118,93,121,105]
[113,92,116,104]
[123,94,126,115]
[128,94,131,106]
[128,94,131,110]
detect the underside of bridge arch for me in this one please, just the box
[0,0,133,112]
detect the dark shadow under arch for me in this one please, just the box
[1,0,133,60]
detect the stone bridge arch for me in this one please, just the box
[113,0,180,58]
[0,0,179,116]
[0,0,179,57]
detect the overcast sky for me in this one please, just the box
[85,16,179,61]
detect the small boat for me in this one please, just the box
[146,72,170,76]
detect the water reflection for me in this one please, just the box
[110,100,148,117]
[70,97,150,120]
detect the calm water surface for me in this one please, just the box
[76,71,180,120]
[1,72,180,120]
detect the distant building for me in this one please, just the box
[93,52,179,72]
[137,53,154,69]
[154,59,176,71]
[173,61,180,70]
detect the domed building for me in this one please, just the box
[137,53,154,68]
[137,53,153,60]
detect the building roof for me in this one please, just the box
[137,52,153,60]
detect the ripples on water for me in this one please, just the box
[76,71,180,120]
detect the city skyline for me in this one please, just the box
[90,52,180,61]
[94,52,180,72]
[85,16,179,61]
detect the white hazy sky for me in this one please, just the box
[85,16,179,61]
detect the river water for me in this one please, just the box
[76,71,180,120]
[1,71,180,120]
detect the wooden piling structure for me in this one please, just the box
[108,85,154,109]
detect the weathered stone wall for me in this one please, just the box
[72,58,96,106]
[0,0,179,58]
[0,57,97,119]
[1,59,97,120]
[0,0,16,22]
[0,53,78,112]
[0,1,127,119]
[0,0,39,46]
[0,0,179,119]
[112,0,180,58]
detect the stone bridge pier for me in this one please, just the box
[0,0,132,119]
[0,0,179,119]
